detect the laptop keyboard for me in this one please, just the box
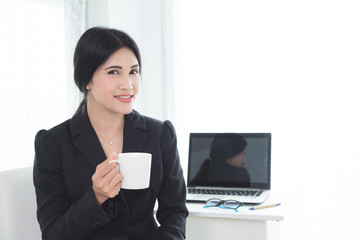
[188,188,263,197]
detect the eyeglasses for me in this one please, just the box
[204,198,244,212]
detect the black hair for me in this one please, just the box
[209,133,247,161]
[191,133,248,183]
[73,27,142,113]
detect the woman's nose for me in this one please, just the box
[120,76,133,89]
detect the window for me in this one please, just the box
[0,0,82,170]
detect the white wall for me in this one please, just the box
[173,1,360,240]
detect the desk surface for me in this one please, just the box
[186,193,287,221]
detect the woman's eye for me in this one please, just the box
[108,70,119,75]
[130,69,138,75]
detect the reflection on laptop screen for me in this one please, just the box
[187,133,271,189]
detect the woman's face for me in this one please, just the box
[86,47,140,115]
[226,151,246,168]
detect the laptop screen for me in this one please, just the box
[187,133,271,189]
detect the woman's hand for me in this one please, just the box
[92,152,123,205]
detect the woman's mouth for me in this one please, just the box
[114,94,133,103]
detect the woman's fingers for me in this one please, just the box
[92,152,123,205]
[96,153,118,177]
[109,171,123,192]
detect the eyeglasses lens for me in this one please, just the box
[223,200,242,209]
[206,199,221,207]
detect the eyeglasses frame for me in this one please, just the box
[204,198,244,211]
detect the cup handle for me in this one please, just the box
[109,160,119,171]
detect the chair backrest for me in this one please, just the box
[0,167,42,240]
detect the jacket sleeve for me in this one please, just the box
[156,121,189,240]
[33,130,113,240]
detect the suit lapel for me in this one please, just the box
[123,110,148,153]
[119,111,148,208]
[69,106,148,168]
[69,105,106,168]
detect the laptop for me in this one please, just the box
[186,133,271,204]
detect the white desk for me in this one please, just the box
[186,194,287,240]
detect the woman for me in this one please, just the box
[33,27,188,240]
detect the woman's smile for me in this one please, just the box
[114,94,133,103]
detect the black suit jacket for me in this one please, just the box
[33,105,188,240]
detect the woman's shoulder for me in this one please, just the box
[126,110,177,144]
[35,119,71,143]
[126,110,174,130]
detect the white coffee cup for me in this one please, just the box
[111,152,152,190]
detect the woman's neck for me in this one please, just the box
[86,100,125,138]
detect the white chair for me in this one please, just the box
[0,167,41,240]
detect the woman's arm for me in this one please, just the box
[156,121,189,240]
[33,130,112,240]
